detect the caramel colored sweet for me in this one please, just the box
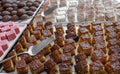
[55,29,64,38]
[33,30,41,40]
[78,41,92,56]
[11,15,19,21]
[105,60,120,74]
[14,42,24,54]
[29,59,44,74]
[55,36,65,47]
[45,21,53,27]
[40,44,51,56]
[90,60,106,74]
[91,49,107,64]
[93,36,105,44]
[109,53,120,62]
[55,23,64,32]
[3,59,15,72]
[43,30,52,37]
[46,25,53,34]
[75,53,87,63]
[93,31,104,36]
[106,32,117,40]
[80,33,91,43]
[28,35,37,45]
[44,59,57,74]
[79,22,91,30]
[19,36,27,48]
[92,25,103,32]
[105,26,115,33]
[59,63,72,74]
[50,50,62,63]
[94,42,106,53]
[16,60,28,74]
[50,44,61,53]
[107,38,118,47]
[23,29,30,42]
[78,28,89,37]
[65,39,76,48]
[108,45,120,55]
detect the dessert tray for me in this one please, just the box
[0,21,120,74]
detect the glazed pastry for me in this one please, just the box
[55,29,64,38]
[93,36,105,44]
[65,39,76,48]
[61,53,73,65]
[55,23,64,32]
[94,42,106,53]
[50,44,61,53]
[78,41,92,56]
[46,25,53,34]
[75,53,87,63]
[19,36,27,48]
[44,21,53,27]
[105,60,120,74]
[90,60,107,74]
[15,60,28,74]
[105,26,116,33]
[14,42,24,54]
[106,32,117,40]
[3,59,15,72]
[35,26,43,35]
[23,29,30,42]
[29,59,44,74]
[59,63,72,74]
[55,36,65,47]
[107,38,118,47]
[93,31,104,36]
[42,30,52,37]
[28,35,37,45]
[33,30,41,40]
[40,44,51,56]
[78,28,89,37]
[44,59,57,74]
[108,53,120,62]
[80,33,91,43]
[92,25,103,33]
[79,22,91,31]
[108,45,120,55]
[91,49,107,64]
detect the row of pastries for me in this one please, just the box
[2,21,120,74]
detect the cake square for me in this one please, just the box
[109,53,120,62]
[1,26,11,32]
[65,39,76,48]
[75,53,87,63]
[11,25,20,34]
[0,32,7,40]
[0,40,8,51]
[50,44,61,53]
[42,30,52,37]
[5,30,16,41]
[78,28,89,37]
[80,33,91,43]
[108,45,120,55]
[33,30,41,40]
[28,35,37,45]
[19,36,27,48]
[0,46,4,57]
[14,42,24,53]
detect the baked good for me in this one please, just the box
[19,36,27,48]
[59,63,72,74]
[108,53,120,62]
[15,60,28,74]
[50,44,61,53]
[44,59,57,74]
[44,21,52,27]
[106,32,117,40]
[20,14,29,20]
[35,26,43,35]
[30,6,37,11]
[55,36,65,47]
[28,35,37,45]
[93,36,105,44]
[92,25,103,33]
[19,53,32,64]
[104,21,114,28]
[27,25,33,34]
[42,30,52,37]
[36,21,44,29]
[29,59,44,74]
[2,15,11,22]
[6,7,13,12]
[11,15,19,21]
[27,10,34,16]
[62,44,75,56]
[40,44,51,56]
[105,60,120,74]
[55,29,64,38]
[91,49,107,64]
[23,29,30,42]
[74,60,88,74]
[7,50,18,64]
[55,23,64,32]
[107,38,118,47]
[90,60,107,74]
[79,22,91,30]
[65,39,76,48]
[80,33,91,43]
[11,25,20,34]
[93,31,104,36]
[2,11,10,15]
[94,42,106,53]
[61,53,73,65]
[32,53,46,63]
[75,53,87,63]
[0,40,8,51]
[18,9,25,16]
[33,30,41,40]
[108,45,120,55]
[14,42,24,54]
[3,59,15,72]
[105,26,116,33]
[78,28,89,37]
[46,25,53,34]
[50,50,62,63]
[78,41,92,56]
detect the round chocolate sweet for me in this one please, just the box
[14,7,18,10]
[18,8,26,16]
[0,7,3,12]
[18,2,26,8]
[26,2,33,7]
[6,7,13,12]
[23,6,29,11]
[35,0,41,3]
[2,11,10,16]
[20,14,29,20]
[0,16,2,21]
[11,10,17,15]
[30,6,37,11]
[11,15,19,21]
[12,3,18,8]
[33,2,39,7]
[2,15,11,22]
[3,3,12,9]
[27,10,34,16]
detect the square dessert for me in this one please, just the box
[50,50,62,63]
[44,21,53,27]
[40,44,51,56]
[75,60,89,74]
[14,42,24,54]
[19,36,27,48]
[3,59,15,72]
[75,53,87,64]
[42,30,52,37]
[28,35,37,45]
[93,36,105,44]
[0,32,7,40]
[27,25,33,34]
[116,25,120,33]
[78,41,92,56]
[0,46,4,57]
[67,22,76,31]
[1,26,10,32]
[91,21,102,26]
[23,29,30,42]
[59,63,72,74]
[91,49,107,64]
[108,53,120,62]
[46,25,53,34]
[5,30,16,41]
[15,60,28,74]
[50,44,61,53]
[80,33,91,43]
[92,25,103,33]
[107,38,118,47]
[33,30,41,40]
[11,25,20,34]
[29,59,44,74]
[55,29,64,39]
[36,21,44,29]
[93,31,104,36]
[61,53,73,65]
[90,60,107,74]
[0,40,8,51]
[65,39,76,48]
[106,32,117,40]
[78,28,89,37]
[108,45,120,55]
[79,22,91,30]
[104,21,114,28]
[55,23,64,32]
[94,42,106,53]
[105,60,120,74]
[44,59,57,74]
[62,44,75,56]
[105,26,116,33]
[55,36,65,47]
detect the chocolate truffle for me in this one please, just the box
[0,7,3,12]
[18,2,26,8]
[18,9,26,16]
[2,15,11,22]
[27,10,34,16]
[11,10,17,15]
[26,2,33,7]
[23,6,29,11]
[30,6,37,11]
[11,15,19,21]
[2,11,10,15]
[33,2,39,7]
[12,3,17,8]
[6,7,13,12]
[20,14,29,20]
[3,3,12,9]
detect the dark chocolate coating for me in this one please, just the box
[18,2,26,8]
[20,14,29,20]
[6,7,13,12]
[2,11,10,15]
[26,2,33,7]
[0,16,2,21]
[11,15,19,21]
[2,15,11,22]
[18,8,26,16]
[27,10,34,16]
[30,6,37,11]
[11,10,17,15]
[3,3,12,9]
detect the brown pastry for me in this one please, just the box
[75,53,87,63]
[28,35,37,45]
[36,21,44,29]
[107,38,118,47]
[78,28,89,37]
[108,45,120,55]
[59,63,72,74]
[55,23,64,32]
[55,36,65,47]
[40,44,51,56]
[15,60,28,74]
[92,25,103,33]
[94,42,106,53]
[11,15,19,21]
[108,53,120,62]
[78,41,92,56]
[27,25,33,34]
[65,39,76,48]
[61,53,73,65]
[93,31,104,36]
[93,36,105,44]
[14,42,24,54]
[30,6,37,11]
[105,26,116,33]
[105,60,120,74]
[20,14,29,20]
[104,21,114,28]
[35,26,43,34]
[79,22,91,30]
[33,30,41,40]
[50,44,61,53]
[23,29,30,42]
[19,36,27,48]
[27,10,34,16]
[2,15,11,22]
[50,50,62,63]
[42,30,52,37]
[106,32,117,40]
[46,25,53,34]
[3,59,15,72]
[44,59,57,74]
[29,59,44,74]
[91,49,107,64]
[80,33,91,43]
[44,21,53,27]
[55,29,64,38]
[90,60,107,74]
[18,8,25,16]
[62,44,75,56]
[2,11,10,15]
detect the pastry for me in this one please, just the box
[75,53,87,63]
